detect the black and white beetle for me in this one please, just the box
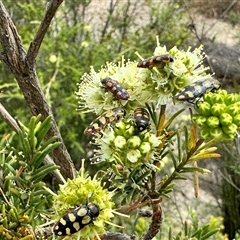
[53,203,100,236]
[84,108,126,134]
[174,78,221,103]
[134,107,150,132]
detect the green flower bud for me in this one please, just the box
[192,114,207,127]
[219,113,232,126]
[218,89,228,96]
[139,142,151,156]
[211,103,226,116]
[127,149,141,163]
[114,136,127,149]
[225,104,240,116]
[138,130,148,140]
[200,127,211,139]
[114,120,126,135]
[222,124,238,138]
[207,116,219,128]
[123,125,136,139]
[148,134,161,147]
[225,94,237,105]
[195,101,211,116]
[209,128,223,138]
[127,136,141,149]
[210,92,225,104]
[141,131,152,142]
[203,92,215,105]
[233,114,240,127]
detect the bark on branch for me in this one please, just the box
[0,0,75,180]
[27,0,64,64]
[142,198,163,240]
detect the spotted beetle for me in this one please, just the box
[137,54,174,68]
[53,203,100,236]
[174,78,221,103]
[84,108,126,134]
[101,77,129,100]
[134,107,150,132]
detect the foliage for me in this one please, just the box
[167,210,227,240]
[216,136,240,239]
[0,115,60,239]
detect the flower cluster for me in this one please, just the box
[52,164,114,240]
[75,37,212,180]
[76,37,209,114]
[150,41,210,106]
[91,118,161,170]
[192,90,240,140]
[76,59,151,114]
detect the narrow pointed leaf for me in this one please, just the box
[189,153,221,162]
[180,167,211,174]
[163,108,185,130]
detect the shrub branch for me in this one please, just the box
[0,0,75,180]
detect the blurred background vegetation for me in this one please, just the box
[0,0,240,239]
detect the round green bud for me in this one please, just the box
[233,114,240,127]
[123,125,135,139]
[127,136,141,149]
[203,92,214,105]
[138,130,150,140]
[114,136,127,149]
[225,94,237,105]
[209,128,223,138]
[139,142,151,156]
[141,131,152,142]
[148,134,161,147]
[211,103,226,116]
[222,123,238,137]
[217,89,228,96]
[207,116,219,128]
[195,101,211,116]
[210,92,225,104]
[219,113,233,126]
[192,114,207,127]
[200,127,211,139]
[225,104,240,116]
[127,149,141,163]
[114,120,126,135]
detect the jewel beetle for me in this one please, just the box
[137,54,174,68]
[53,203,100,236]
[174,78,221,103]
[134,107,150,131]
[84,108,126,134]
[101,77,129,100]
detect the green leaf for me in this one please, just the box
[201,229,220,240]
[31,164,59,183]
[30,142,60,168]
[180,167,211,174]
[35,115,53,148]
